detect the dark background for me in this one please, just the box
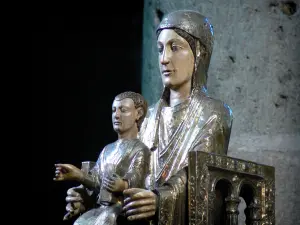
[32,2,144,225]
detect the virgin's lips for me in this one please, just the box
[163,70,172,76]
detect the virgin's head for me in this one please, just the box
[156,10,214,93]
[157,29,194,91]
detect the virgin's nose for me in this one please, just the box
[160,49,170,65]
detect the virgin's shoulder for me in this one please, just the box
[196,92,233,122]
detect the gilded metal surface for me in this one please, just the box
[138,88,232,225]
[74,139,149,225]
[74,202,122,225]
[61,10,231,224]
[139,88,233,187]
[156,168,187,225]
[136,10,233,225]
[188,151,275,225]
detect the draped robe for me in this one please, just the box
[74,138,150,225]
[139,88,233,225]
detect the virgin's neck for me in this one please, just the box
[169,81,191,107]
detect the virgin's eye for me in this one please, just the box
[158,46,163,54]
[171,44,179,52]
[112,108,116,113]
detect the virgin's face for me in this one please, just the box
[157,29,195,90]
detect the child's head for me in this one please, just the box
[112,92,148,135]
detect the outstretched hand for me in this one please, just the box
[123,188,157,221]
[54,163,84,182]
[103,173,128,193]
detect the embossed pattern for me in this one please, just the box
[188,151,275,225]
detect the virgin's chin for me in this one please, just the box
[163,82,171,88]
[163,81,177,89]
[162,79,172,87]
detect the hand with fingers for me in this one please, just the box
[103,173,128,193]
[63,186,87,220]
[122,188,157,221]
[53,163,84,182]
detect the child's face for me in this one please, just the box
[112,98,138,134]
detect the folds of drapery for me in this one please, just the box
[139,89,233,225]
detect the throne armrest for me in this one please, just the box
[188,151,275,225]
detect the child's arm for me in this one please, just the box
[54,163,84,182]
[54,163,100,190]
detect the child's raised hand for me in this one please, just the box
[54,164,84,182]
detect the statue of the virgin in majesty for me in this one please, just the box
[63,10,233,225]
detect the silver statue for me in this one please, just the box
[54,91,150,225]
[63,10,233,225]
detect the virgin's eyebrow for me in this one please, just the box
[158,38,185,45]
